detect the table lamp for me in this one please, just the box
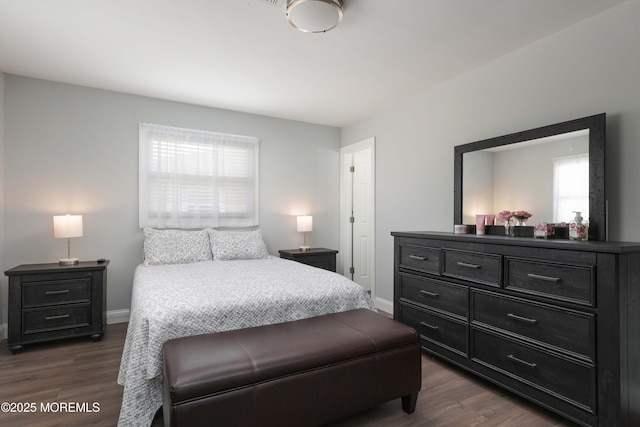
[297,215,312,251]
[53,214,83,265]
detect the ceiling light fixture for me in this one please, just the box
[286,0,343,33]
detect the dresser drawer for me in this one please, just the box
[443,249,501,287]
[23,305,91,335]
[398,244,441,275]
[400,303,468,357]
[505,258,595,306]
[23,278,91,308]
[472,290,595,362]
[472,329,596,413]
[400,273,468,319]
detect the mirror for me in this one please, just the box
[454,114,606,241]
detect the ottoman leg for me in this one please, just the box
[401,392,418,414]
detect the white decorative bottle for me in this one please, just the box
[569,211,589,241]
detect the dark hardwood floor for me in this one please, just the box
[0,321,576,427]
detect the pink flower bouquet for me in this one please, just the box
[498,210,513,222]
[512,210,532,221]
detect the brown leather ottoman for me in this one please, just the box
[162,308,421,427]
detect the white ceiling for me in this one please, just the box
[0,0,628,127]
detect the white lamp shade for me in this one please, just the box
[297,215,313,232]
[54,215,83,238]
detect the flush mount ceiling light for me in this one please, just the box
[286,0,344,33]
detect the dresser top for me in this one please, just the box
[391,231,640,253]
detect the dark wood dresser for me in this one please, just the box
[4,261,109,354]
[278,248,338,272]
[392,231,640,427]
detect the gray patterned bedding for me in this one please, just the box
[116,257,376,426]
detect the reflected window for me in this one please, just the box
[553,154,589,223]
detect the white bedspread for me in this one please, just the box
[117,257,375,426]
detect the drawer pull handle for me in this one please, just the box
[457,261,480,269]
[507,354,537,369]
[507,313,538,324]
[419,321,439,331]
[527,273,561,283]
[409,255,427,261]
[420,290,439,298]
[45,314,70,321]
[45,289,70,295]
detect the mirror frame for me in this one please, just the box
[454,113,606,241]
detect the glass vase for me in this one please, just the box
[515,218,527,227]
[504,219,514,236]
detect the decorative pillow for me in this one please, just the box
[143,228,212,266]
[208,229,269,261]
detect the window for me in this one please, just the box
[139,123,259,228]
[553,154,588,223]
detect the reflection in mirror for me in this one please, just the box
[454,113,606,241]
[462,130,589,225]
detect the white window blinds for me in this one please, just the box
[139,123,259,229]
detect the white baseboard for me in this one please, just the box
[374,297,393,316]
[107,309,130,324]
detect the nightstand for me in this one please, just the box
[4,260,109,354]
[278,248,338,272]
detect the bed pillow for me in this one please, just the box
[143,228,212,266]
[208,229,269,261]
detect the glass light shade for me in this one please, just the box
[54,215,83,238]
[297,215,313,232]
[286,0,343,33]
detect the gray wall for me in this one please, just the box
[1,76,341,323]
[342,0,640,305]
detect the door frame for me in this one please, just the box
[340,137,376,303]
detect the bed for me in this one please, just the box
[117,229,376,426]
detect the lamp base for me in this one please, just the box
[59,257,79,266]
[299,246,311,251]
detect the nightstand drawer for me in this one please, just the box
[472,290,595,362]
[23,304,91,335]
[297,254,335,270]
[400,273,468,319]
[278,248,338,272]
[505,258,595,306]
[472,328,596,413]
[443,249,501,287]
[23,278,91,308]
[398,244,441,275]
